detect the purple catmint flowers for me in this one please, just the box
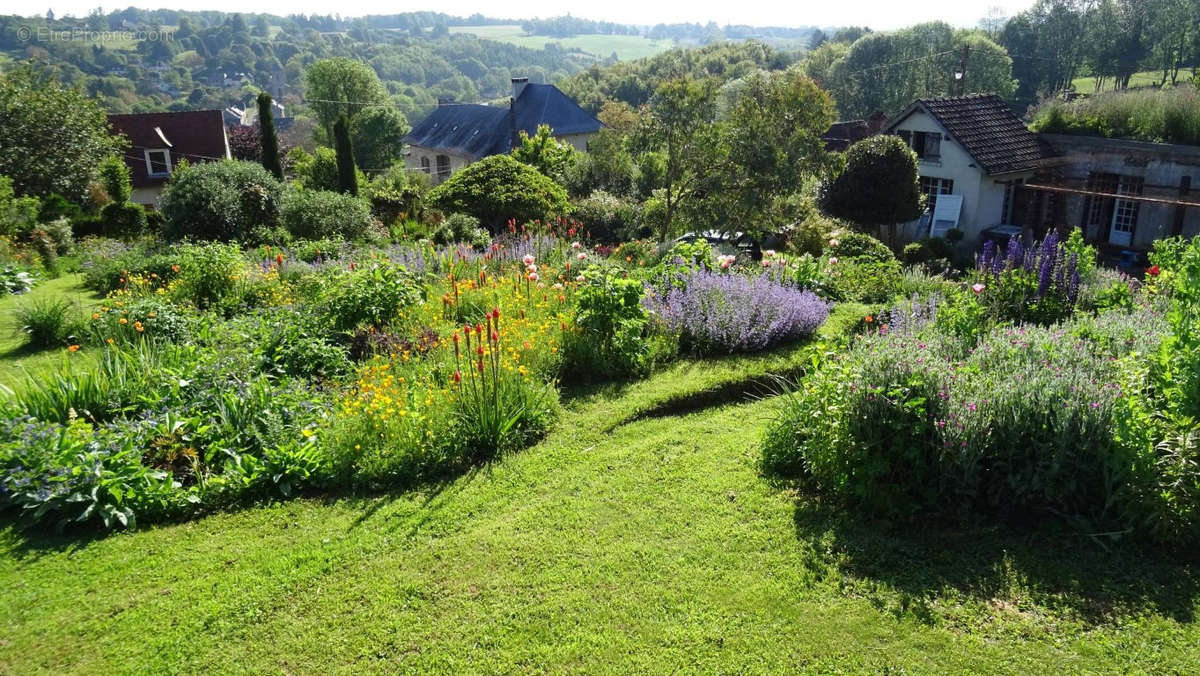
[643,269,830,353]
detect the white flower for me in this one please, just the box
[571,241,582,250]
[575,274,585,282]
[522,254,535,265]
[576,252,587,261]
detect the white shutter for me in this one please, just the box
[929,194,962,238]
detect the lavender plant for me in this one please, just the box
[644,269,830,354]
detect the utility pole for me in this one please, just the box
[955,44,971,96]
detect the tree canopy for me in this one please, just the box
[428,154,569,229]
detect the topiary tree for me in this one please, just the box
[428,154,569,230]
[257,92,283,180]
[333,115,358,196]
[159,160,284,242]
[818,134,924,246]
[99,201,147,238]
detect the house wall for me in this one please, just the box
[1041,134,1200,249]
[404,132,596,184]
[891,110,1034,242]
[404,146,473,185]
[132,186,163,208]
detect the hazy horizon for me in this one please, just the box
[21,1,1034,32]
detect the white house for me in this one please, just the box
[882,95,1049,243]
[404,78,601,184]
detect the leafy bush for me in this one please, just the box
[0,416,183,530]
[15,298,79,348]
[827,231,894,264]
[159,160,283,243]
[256,309,351,381]
[820,258,902,303]
[781,211,842,257]
[761,303,1192,540]
[99,201,147,238]
[171,242,244,311]
[428,154,569,229]
[96,155,132,203]
[85,297,197,346]
[320,262,424,332]
[40,217,74,256]
[572,190,644,242]
[280,188,375,241]
[562,266,661,379]
[644,269,830,354]
[79,238,178,294]
[432,213,490,248]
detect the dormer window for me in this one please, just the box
[145,149,172,177]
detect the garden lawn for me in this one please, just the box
[1,355,1198,673]
[0,274,101,390]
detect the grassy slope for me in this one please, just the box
[1,324,1197,672]
[0,273,101,390]
[448,25,676,61]
[1070,70,1168,93]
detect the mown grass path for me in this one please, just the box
[1,347,1198,673]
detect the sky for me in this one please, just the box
[18,0,1036,32]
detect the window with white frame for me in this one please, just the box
[145,149,171,177]
[918,176,954,213]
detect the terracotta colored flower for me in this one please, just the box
[67,344,80,352]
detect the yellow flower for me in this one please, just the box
[119,318,128,325]
[91,313,100,320]
[301,428,314,438]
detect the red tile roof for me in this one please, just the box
[886,95,1050,175]
[107,110,230,188]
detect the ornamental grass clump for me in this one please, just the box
[644,269,830,354]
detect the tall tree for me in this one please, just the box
[348,106,410,172]
[717,70,837,237]
[0,64,125,201]
[257,92,283,180]
[333,115,357,196]
[304,57,387,138]
[638,77,720,236]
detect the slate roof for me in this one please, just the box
[107,110,230,188]
[885,94,1049,175]
[405,84,601,159]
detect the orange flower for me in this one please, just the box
[106,338,115,345]
[67,344,80,352]
[171,264,180,273]
[119,317,128,325]
[864,315,874,323]
[91,313,100,320]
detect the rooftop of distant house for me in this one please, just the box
[405,80,602,159]
[106,109,230,187]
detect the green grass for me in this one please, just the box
[1071,70,1168,93]
[0,273,101,391]
[2,322,1197,672]
[448,25,676,61]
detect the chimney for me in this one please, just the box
[511,77,529,101]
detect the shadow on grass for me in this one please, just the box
[790,498,1200,627]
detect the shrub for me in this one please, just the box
[644,270,830,354]
[827,231,894,264]
[280,188,375,241]
[782,211,842,257]
[428,154,569,230]
[171,242,244,311]
[320,262,424,332]
[96,155,132,203]
[15,298,79,348]
[820,258,902,303]
[40,217,74,256]
[562,266,661,379]
[159,160,283,242]
[85,297,197,346]
[761,305,1188,539]
[432,213,490,248]
[99,201,147,238]
[572,190,643,242]
[256,309,351,381]
[0,416,183,530]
